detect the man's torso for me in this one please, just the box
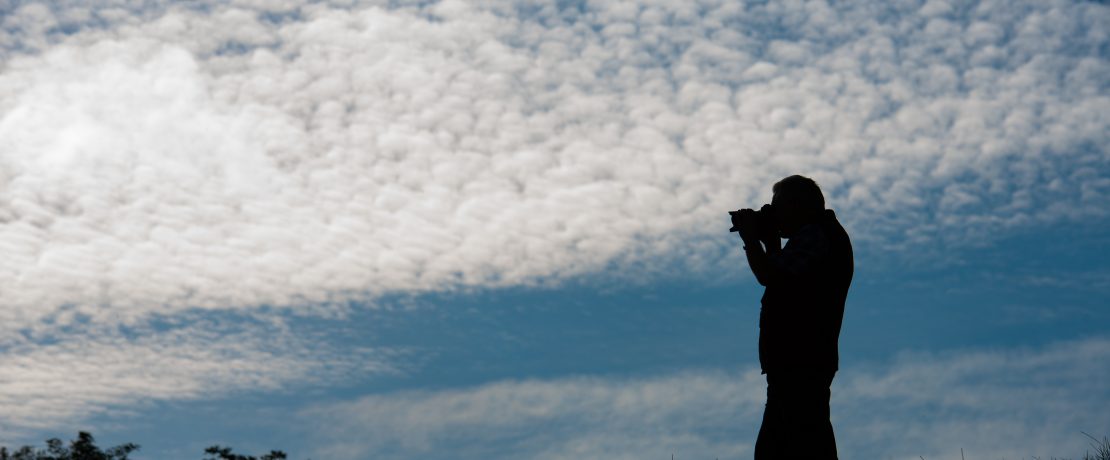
[758,210,854,374]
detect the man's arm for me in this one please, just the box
[743,227,825,287]
[734,206,783,286]
[742,233,781,286]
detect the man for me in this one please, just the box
[730,175,853,460]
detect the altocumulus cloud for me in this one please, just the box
[0,316,394,435]
[0,0,1107,433]
[303,337,1110,460]
[1,0,1107,326]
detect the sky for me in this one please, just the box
[0,0,1107,458]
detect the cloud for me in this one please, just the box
[0,315,395,437]
[304,369,766,460]
[0,0,1105,329]
[838,337,1110,458]
[302,336,1110,460]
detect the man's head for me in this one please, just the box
[770,175,825,238]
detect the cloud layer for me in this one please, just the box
[0,316,394,436]
[0,0,1106,329]
[304,336,1110,460]
[306,369,765,460]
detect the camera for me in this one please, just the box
[729,204,774,235]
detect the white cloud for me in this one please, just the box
[304,369,766,460]
[837,337,1110,458]
[0,317,394,437]
[302,337,1110,460]
[0,0,1104,329]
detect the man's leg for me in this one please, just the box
[792,373,836,459]
[754,374,789,460]
[753,372,837,459]
[753,389,779,460]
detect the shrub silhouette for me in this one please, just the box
[0,433,290,460]
[0,431,137,460]
[203,445,287,460]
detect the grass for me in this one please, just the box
[1018,432,1110,460]
[914,432,1110,460]
[671,434,1110,460]
[667,434,1110,459]
[1078,431,1110,460]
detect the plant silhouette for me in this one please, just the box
[0,432,292,460]
[203,445,288,460]
[0,431,137,460]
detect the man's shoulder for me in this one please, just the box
[820,209,852,247]
[782,210,851,260]
[786,219,830,251]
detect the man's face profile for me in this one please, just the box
[770,192,804,239]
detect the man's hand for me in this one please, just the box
[735,206,772,286]
[756,204,779,245]
[731,208,761,246]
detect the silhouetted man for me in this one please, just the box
[731,175,853,460]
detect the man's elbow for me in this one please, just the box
[751,270,775,287]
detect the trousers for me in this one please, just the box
[754,372,838,460]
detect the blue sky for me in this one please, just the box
[0,0,1107,459]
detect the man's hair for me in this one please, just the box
[773,175,825,214]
